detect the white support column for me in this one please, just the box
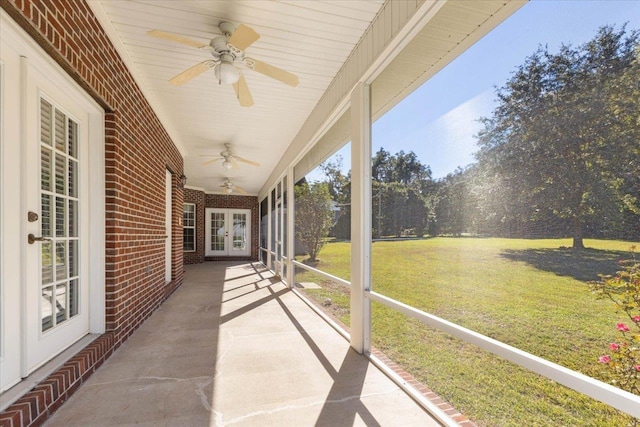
[286,168,295,288]
[350,82,371,354]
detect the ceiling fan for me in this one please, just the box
[220,178,247,195]
[202,143,261,170]
[147,22,299,107]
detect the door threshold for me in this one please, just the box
[0,333,100,411]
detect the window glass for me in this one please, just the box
[183,203,195,251]
[39,98,80,331]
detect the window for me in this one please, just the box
[183,203,195,251]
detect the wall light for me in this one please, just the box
[179,174,187,188]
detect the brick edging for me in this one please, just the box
[295,288,476,426]
[0,333,116,427]
[369,348,476,426]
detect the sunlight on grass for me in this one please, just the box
[299,237,639,426]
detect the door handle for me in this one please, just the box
[28,234,51,244]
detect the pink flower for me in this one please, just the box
[617,322,630,332]
[599,355,611,364]
[633,316,640,323]
[636,365,640,372]
[609,343,620,351]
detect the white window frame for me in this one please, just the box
[183,202,196,252]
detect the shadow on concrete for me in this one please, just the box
[261,271,380,427]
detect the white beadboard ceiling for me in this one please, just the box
[90,0,523,195]
[90,0,384,195]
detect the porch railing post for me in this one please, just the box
[350,82,372,354]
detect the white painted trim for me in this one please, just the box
[19,55,28,378]
[286,166,295,288]
[291,260,350,289]
[368,291,640,419]
[165,169,172,284]
[183,202,197,252]
[260,0,527,199]
[267,191,272,269]
[350,82,371,354]
[0,58,4,365]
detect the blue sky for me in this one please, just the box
[309,0,640,181]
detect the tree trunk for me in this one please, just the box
[572,217,585,250]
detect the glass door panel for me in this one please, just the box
[205,208,251,257]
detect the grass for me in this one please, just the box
[295,237,640,426]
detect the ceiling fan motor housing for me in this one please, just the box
[211,37,231,54]
[218,21,235,37]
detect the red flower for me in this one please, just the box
[599,355,611,364]
[617,323,630,332]
[609,343,620,351]
[633,315,640,323]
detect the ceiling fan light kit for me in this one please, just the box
[201,143,261,172]
[215,59,240,85]
[148,21,299,106]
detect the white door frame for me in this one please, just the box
[0,9,105,389]
[205,208,251,257]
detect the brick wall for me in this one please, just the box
[182,189,259,263]
[0,1,184,425]
[183,188,205,264]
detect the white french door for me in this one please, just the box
[1,11,104,392]
[23,68,90,374]
[205,208,251,257]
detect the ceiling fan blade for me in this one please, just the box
[234,185,248,195]
[169,61,215,85]
[248,58,299,87]
[147,30,208,49]
[233,155,261,167]
[202,158,222,166]
[227,24,260,51]
[232,74,254,107]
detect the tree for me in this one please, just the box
[320,156,351,239]
[294,182,334,262]
[371,147,435,238]
[476,25,640,249]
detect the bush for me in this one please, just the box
[590,246,640,398]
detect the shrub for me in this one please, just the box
[590,246,640,397]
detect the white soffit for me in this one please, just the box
[272,0,526,192]
[90,0,384,194]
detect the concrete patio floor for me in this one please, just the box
[45,262,444,426]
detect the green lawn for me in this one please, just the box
[296,237,639,426]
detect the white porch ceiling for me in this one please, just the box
[90,0,384,194]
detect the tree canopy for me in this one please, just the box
[314,25,640,246]
[476,25,640,248]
